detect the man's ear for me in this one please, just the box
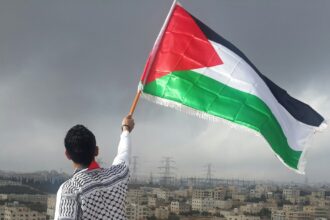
[95,146,99,157]
[65,150,72,160]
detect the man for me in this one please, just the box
[54,115,135,220]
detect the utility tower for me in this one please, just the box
[159,157,175,186]
[131,156,138,183]
[205,163,212,186]
[149,172,154,185]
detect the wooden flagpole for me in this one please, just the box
[127,0,177,116]
[129,90,141,115]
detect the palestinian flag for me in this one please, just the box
[139,2,326,173]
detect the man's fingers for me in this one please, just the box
[122,115,135,132]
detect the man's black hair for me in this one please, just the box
[64,125,96,167]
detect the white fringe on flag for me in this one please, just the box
[141,93,327,175]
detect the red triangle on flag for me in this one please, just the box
[142,5,223,84]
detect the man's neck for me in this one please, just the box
[72,160,100,172]
[73,163,86,170]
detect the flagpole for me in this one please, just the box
[129,90,142,115]
[128,0,178,115]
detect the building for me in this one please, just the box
[283,188,300,204]
[173,189,189,198]
[232,193,247,202]
[282,205,300,212]
[154,206,169,220]
[192,189,213,199]
[213,187,227,200]
[170,201,190,214]
[0,195,8,201]
[255,184,275,198]
[264,198,278,208]
[311,190,326,199]
[0,205,4,220]
[192,198,214,212]
[127,189,147,205]
[271,210,285,220]
[192,198,203,212]
[3,194,47,205]
[126,203,151,220]
[285,210,310,220]
[303,205,329,219]
[170,201,180,214]
[214,200,233,210]
[47,195,56,220]
[153,188,172,201]
[147,196,157,207]
[240,203,263,215]
[225,214,260,220]
[1,202,46,220]
[0,181,21,187]
[181,217,223,220]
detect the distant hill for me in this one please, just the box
[0,185,44,194]
[0,170,70,194]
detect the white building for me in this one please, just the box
[192,189,213,199]
[153,188,172,201]
[173,189,189,198]
[47,195,56,220]
[126,203,151,220]
[192,198,202,212]
[192,198,214,212]
[127,189,147,205]
[240,203,263,214]
[1,202,46,220]
[282,205,300,212]
[303,205,330,219]
[214,200,233,210]
[147,196,157,207]
[0,181,21,187]
[271,210,285,220]
[255,184,275,197]
[285,210,310,220]
[225,214,260,220]
[154,206,169,220]
[213,187,226,200]
[0,205,4,220]
[170,201,190,214]
[232,193,247,202]
[170,201,180,214]
[311,190,325,199]
[283,188,300,204]
[4,194,47,205]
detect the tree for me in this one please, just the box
[259,208,271,218]
[168,213,180,220]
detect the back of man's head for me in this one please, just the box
[64,125,96,167]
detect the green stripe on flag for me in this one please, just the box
[143,70,302,169]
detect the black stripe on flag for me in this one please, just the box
[191,15,324,127]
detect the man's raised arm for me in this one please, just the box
[112,115,135,166]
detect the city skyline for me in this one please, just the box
[0,1,329,182]
[1,175,330,220]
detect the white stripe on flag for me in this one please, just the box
[193,40,316,152]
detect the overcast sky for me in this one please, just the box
[0,0,329,183]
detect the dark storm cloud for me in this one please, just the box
[0,0,329,182]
